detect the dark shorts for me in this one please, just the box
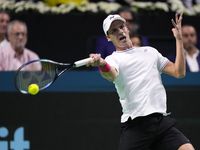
[118,113,191,150]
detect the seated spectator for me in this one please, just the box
[167,25,200,72]
[130,33,143,47]
[0,20,40,71]
[0,10,10,51]
[95,6,149,60]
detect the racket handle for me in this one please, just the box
[74,57,92,67]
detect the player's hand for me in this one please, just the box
[171,13,183,40]
[86,54,106,67]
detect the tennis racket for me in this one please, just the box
[14,57,92,94]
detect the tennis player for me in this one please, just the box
[87,13,195,150]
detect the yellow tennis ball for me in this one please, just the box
[28,84,39,95]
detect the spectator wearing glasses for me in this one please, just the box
[94,6,149,63]
[0,20,40,71]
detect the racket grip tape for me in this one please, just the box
[74,57,92,67]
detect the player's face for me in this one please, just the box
[0,13,10,35]
[182,26,197,50]
[8,23,27,52]
[106,20,131,49]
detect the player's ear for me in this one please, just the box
[106,35,111,41]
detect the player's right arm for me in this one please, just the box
[87,53,118,82]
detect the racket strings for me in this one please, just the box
[15,61,57,93]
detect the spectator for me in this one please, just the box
[130,33,143,47]
[0,10,10,51]
[0,20,40,71]
[167,25,200,72]
[95,6,149,59]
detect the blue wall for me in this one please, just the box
[1,71,200,92]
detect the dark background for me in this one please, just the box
[1,91,200,150]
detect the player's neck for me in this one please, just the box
[186,47,198,57]
[116,43,133,52]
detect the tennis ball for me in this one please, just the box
[28,84,39,95]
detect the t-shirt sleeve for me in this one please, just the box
[105,55,119,73]
[157,51,169,73]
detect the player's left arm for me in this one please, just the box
[162,13,185,78]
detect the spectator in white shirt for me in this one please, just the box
[167,25,200,72]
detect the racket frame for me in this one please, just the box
[14,58,92,94]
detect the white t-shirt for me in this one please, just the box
[0,38,9,51]
[185,49,200,72]
[105,46,169,123]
